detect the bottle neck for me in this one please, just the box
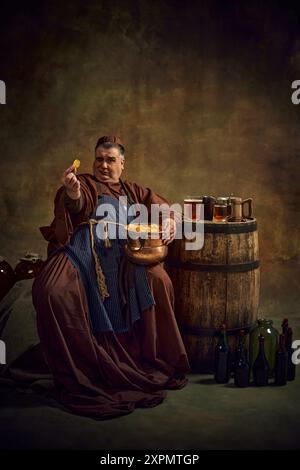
[286,328,293,348]
[238,344,247,362]
[258,338,265,355]
[238,333,245,348]
[279,334,286,351]
[220,330,228,348]
[281,319,289,335]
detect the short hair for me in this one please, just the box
[95,142,125,157]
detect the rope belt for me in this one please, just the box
[77,219,110,300]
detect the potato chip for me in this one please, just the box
[72,159,81,173]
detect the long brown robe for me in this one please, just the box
[32,174,190,419]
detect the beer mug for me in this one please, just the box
[184,197,203,221]
[202,196,216,221]
[227,197,253,222]
[213,197,229,222]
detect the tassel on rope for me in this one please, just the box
[103,222,112,248]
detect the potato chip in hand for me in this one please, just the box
[72,159,81,173]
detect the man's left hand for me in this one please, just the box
[162,218,177,245]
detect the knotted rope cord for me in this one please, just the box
[87,219,109,300]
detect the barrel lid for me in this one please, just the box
[200,218,257,234]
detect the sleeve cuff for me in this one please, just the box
[64,190,84,214]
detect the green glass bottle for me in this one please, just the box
[249,318,279,377]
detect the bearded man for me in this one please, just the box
[32,135,190,419]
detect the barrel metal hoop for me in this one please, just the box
[188,220,257,234]
[166,260,260,272]
[179,323,254,337]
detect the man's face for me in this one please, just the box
[93,146,125,183]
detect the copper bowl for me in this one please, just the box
[124,225,168,265]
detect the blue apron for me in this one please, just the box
[63,194,155,333]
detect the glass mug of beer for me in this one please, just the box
[184,197,203,221]
[213,197,229,222]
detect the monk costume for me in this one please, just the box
[32,135,190,419]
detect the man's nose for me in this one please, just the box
[101,160,108,168]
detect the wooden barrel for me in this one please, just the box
[165,219,260,372]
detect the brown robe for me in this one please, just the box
[32,174,190,419]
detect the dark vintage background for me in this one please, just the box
[0,0,299,317]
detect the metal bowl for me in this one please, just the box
[124,227,168,265]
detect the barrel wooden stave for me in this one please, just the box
[166,220,260,372]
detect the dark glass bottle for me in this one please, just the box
[232,330,246,373]
[214,325,230,384]
[229,330,246,376]
[249,318,278,377]
[234,332,250,387]
[286,328,296,381]
[253,334,269,386]
[274,334,288,386]
[281,318,289,337]
[236,330,247,360]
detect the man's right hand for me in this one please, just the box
[62,164,81,200]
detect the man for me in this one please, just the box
[32,135,190,419]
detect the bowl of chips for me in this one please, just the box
[124,223,168,265]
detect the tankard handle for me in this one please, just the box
[242,198,253,219]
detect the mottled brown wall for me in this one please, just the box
[0,0,299,315]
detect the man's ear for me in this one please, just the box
[121,158,125,169]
